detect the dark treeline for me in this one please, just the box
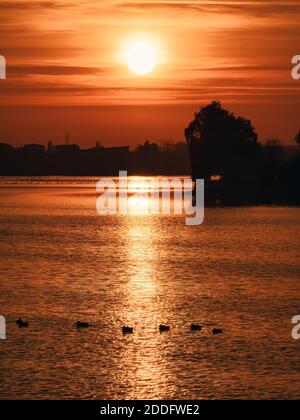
[0,101,299,206]
[0,141,191,176]
[185,101,300,205]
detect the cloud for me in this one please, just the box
[8,64,110,76]
[190,65,289,72]
[1,0,299,108]
[0,1,69,10]
[119,1,300,17]
[2,74,299,98]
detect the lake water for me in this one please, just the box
[0,177,299,400]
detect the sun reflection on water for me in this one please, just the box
[114,214,177,398]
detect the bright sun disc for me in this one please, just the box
[127,41,157,75]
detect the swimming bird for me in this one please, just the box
[122,326,133,334]
[159,324,170,332]
[212,328,223,335]
[191,323,202,331]
[76,321,90,329]
[16,318,29,328]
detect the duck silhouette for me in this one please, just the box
[191,323,202,331]
[122,326,133,334]
[16,318,29,328]
[212,328,223,335]
[76,321,90,329]
[159,324,170,332]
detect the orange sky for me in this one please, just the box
[0,0,300,147]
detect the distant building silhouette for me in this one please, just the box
[55,144,80,153]
[47,141,54,154]
[0,141,191,176]
[0,143,13,153]
[1,131,299,206]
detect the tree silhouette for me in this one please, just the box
[184,101,260,182]
[136,141,160,153]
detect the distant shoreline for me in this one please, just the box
[0,175,299,207]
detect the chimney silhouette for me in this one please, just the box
[65,131,69,146]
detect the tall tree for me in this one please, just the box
[185,101,260,181]
[295,130,300,146]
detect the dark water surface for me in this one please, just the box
[0,177,299,399]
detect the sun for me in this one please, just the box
[127,40,157,75]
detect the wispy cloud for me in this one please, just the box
[119,1,300,17]
[8,64,110,76]
[0,0,299,108]
[0,1,70,10]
